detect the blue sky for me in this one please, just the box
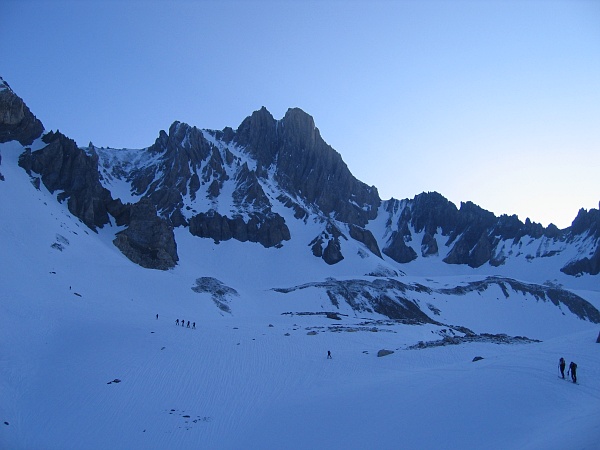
[2,0,599,228]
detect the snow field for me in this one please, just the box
[1,140,599,449]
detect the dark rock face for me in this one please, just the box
[381,192,600,274]
[233,162,270,211]
[569,206,600,239]
[274,278,436,322]
[18,131,117,230]
[234,107,380,227]
[349,224,382,258]
[15,129,178,268]
[561,206,600,276]
[309,222,346,264]
[189,210,290,248]
[383,230,417,264]
[561,246,600,276]
[442,202,497,268]
[132,121,216,219]
[0,78,44,145]
[323,237,344,265]
[113,198,178,270]
[420,232,438,257]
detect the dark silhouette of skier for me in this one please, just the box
[181,319,184,327]
[176,319,179,326]
[567,361,577,383]
[327,350,332,359]
[192,322,196,329]
[156,314,159,320]
[187,321,190,328]
[559,357,566,379]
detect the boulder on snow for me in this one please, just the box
[377,349,394,357]
[472,356,484,362]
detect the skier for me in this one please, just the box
[156,314,159,320]
[558,357,566,379]
[327,350,332,359]
[176,319,179,326]
[567,361,577,383]
[192,322,196,329]
[187,321,190,328]
[181,319,184,327]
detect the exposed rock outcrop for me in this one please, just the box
[189,210,290,248]
[132,121,217,221]
[561,206,600,276]
[18,131,121,230]
[349,224,382,258]
[274,278,436,323]
[234,107,381,227]
[0,77,44,145]
[381,192,599,274]
[438,276,600,323]
[383,230,417,264]
[113,198,178,270]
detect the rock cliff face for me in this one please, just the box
[380,192,599,276]
[113,198,178,270]
[131,121,216,224]
[16,131,178,269]
[560,207,600,276]
[18,131,118,230]
[188,211,290,248]
[233,107,380,227]
[0,78,44,146]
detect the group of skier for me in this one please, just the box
[157,314,196,329]
[176,318,195,329]
[558,357,578,383]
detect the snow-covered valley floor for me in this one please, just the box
[2,297,599,450]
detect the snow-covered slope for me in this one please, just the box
[1,135,600,449]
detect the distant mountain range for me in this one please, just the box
[2,76,597,279]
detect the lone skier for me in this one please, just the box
[567,361,578,383]
[559,357,566,379]
[176,319,179,326]
[327,350,332,359]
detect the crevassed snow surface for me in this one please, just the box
[1,141,599,450]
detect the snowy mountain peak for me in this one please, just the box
[0,76,44,145]
[0,75,11,92]
[2,77,600,449]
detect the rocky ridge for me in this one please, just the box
[1,78,599,278]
